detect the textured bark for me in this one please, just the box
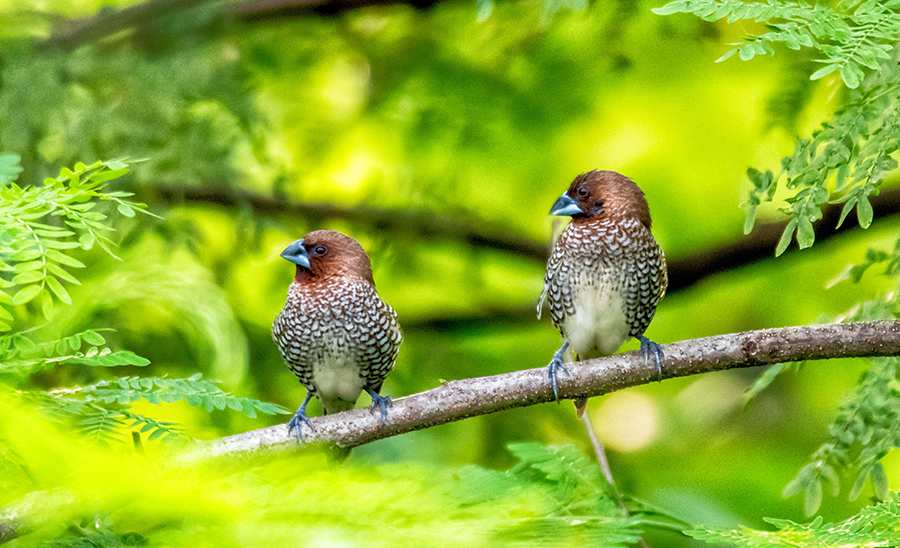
[191,320,900,459]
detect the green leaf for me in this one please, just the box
[836,196,858,228]
[870,462,888,500]
[797,216,815,249]
[12,270,45,285]
[810,64,840,81]
[857,194,873,228]
[12,284,42,305]
[44,249,86,268]
[116,203,135,218]
[650,1,688,15]
[850,466,869,500]
[82,330,106,346]
[776,218,798,257]
[46,276,72,305]
[804,477,822,516]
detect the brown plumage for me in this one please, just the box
[539,170,667,415]
[272,230,402,438]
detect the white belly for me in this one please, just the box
[562,283,630,359]
[312,357,365,405]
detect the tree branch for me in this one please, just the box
[43,0,440,51]
[190,320,900,459]
[153,185,900,330]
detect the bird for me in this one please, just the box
[538,170,667,416]
[272,229,402,439]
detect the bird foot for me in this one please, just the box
[640,336,664,381]
[546,342,570,403]
[366,388,393,424]
[287,393,314,441]
[287,411,313,440]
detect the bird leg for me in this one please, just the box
[287,392,314,440]
[547,341,570,402]
[640,336,664,381]
[365,387,393,424]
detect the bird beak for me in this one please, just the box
[280,239,311,269]
[549,192,583,216]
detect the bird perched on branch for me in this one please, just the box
[272,229,402,439]
[539,170,667,416]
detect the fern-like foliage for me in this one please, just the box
[687,493,900,547]
[654,1,900,255]
[0,157,287,449]
[0,156,155,329]
[652,0,900,89]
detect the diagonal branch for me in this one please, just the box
[191,320,900,459]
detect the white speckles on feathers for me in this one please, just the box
[542,216,667,359]
[272,278,401,415]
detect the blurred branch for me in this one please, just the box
[154,185,900,330]
[44,0,437,51]
[155,186,548,261]
[191,320,900,458]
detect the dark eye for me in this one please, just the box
[577,187,588,197]
[311,245,327,256]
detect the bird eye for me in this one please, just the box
[577,187,588,197]
[311,245,327,256]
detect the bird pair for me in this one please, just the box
[272,170,668,438]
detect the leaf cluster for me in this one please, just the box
[36,373,287,444]
[655,1,900,256]
[653,0,900,89]
[687,493,900,547]
[0,157,285,449]
[0,157,154,329]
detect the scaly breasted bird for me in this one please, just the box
[539,170,667,415]
[272,229,402,438]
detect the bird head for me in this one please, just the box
[280,229,375,285]
[550,170,652,229]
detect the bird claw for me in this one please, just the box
[546,342,570,403]
[287,393,314,441]
[366,388,393,425]
[640,336,664,381]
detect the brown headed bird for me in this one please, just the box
[539,170,667,415]
[273,230,402,438]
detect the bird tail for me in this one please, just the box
[574,397,588,417]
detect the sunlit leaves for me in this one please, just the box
[687,494,900,547]
[659,1,900,254]
[653,0,900,90]
[0,158,154,330]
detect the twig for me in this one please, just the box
[188,320,900,459]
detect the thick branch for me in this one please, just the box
[193,320,900,459]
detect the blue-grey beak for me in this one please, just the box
[280,239,311,269]
[549,192,583,216]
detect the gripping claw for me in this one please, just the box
[366,387,393,424]
[640,336,664,382]
[546,341,571,402]
[287,392,314,440]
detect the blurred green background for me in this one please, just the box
[3,0,899,545]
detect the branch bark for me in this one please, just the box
[191,320,900,459]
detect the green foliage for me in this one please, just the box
[0,158,154,328]
[652,0,900,90]
[656,0,900,256]
[745,238,900,514]
[0,157,285,449]
[686,493,900,547]
[0,426,642,547]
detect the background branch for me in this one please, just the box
[192,320,900,459]
[154,185,900,331]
